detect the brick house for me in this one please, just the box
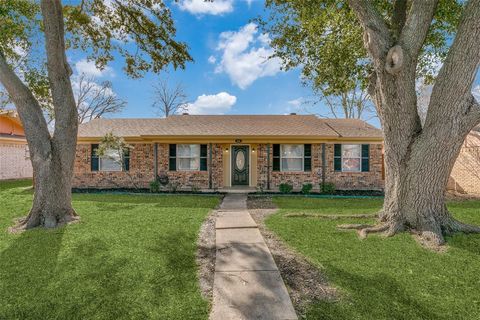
[73,114,384,191]
[0,110,33,180]
[447,127,480,195]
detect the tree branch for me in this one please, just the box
[41,0,78,150]
[427,0,480,129]
[392,0,408,38]
[399,0,438,58]
[0,52,52,160]
[348,0,391,60]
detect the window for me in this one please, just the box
[99,148,123,172]
[280,144,304,171]
[341,144,361,172]
[177,144,200,171]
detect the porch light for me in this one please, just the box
[225,148,229,152]
[252,148,255,153]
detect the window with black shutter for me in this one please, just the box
[272,144,280,171]
[123,148,130,171]
[334,144,342,172]
[169,144,176,171]
[200,144,208,171]
[304,144,312,172]
[361,144,370,172]
[91,144,99,172]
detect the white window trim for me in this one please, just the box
[280,144,304,172]
[341,144,362,172]
[177,144,200,171]
[99,149,123,172]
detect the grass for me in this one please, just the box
[0,179,220,320]
[266,196,480,320]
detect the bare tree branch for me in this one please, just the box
[75,74,126,123]
[151,78,188,117]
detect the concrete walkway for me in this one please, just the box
[210,194,297,320]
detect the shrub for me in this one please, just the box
[301,183,313,195]
[279,183,293,194]
[149,180,160,193]
[320,182,336,194]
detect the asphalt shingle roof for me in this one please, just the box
[78,115,382,139]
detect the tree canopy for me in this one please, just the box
[261,0,463,97]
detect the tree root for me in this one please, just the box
[8,208,80,234]
[337,221,403,240]
[286,213,377,219]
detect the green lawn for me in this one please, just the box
[267,196,480,320]
[0,180,220,320]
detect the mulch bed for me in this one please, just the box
[248,204,338,316]
[196,210,216,301]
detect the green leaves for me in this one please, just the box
[262,0,463,95]
[1,0,192,79]
[63,0,192,78]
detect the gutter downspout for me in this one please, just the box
[321,143,326,188]
[267,144,271,190]
[154,143,158,180]
[209,143,213,189]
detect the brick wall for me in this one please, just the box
[256,143,384,191]
[0,143,33,180]
[73,143,155,189]
[448,146,480,195]
[73,142,383,191]
[73,143,224,190]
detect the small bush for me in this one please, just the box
[301,183,313,195]
[279,183,293,194]
[320,182,336,194]
[149,180,160,193]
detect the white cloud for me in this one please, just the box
[212,23,282,89]
[178,0,233,16]
[186,92,236,114]
[288,98,303,109]
[208,55,216,64]
[75,59,115,78]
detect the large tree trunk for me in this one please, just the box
[0,0,79,230]
[343,0,480,247]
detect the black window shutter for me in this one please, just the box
[361,144,370,172]
[169,144,176,171]
[200,144,207,171]
[334,144,342,172]
[304,144,312,172]
[91,144,99,172]
[123,148,130,171]
[273,144,280,171]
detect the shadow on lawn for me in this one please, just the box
[307,265,447,320]
[0,229,144,320]
[0,228,65,319]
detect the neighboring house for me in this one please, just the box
[448,126,480,195]
[74,114,384,191]
[0,110,33,180]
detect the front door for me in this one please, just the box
[232,146,249,186]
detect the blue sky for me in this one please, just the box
[68,0,480,129]
[71,0,314,121]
